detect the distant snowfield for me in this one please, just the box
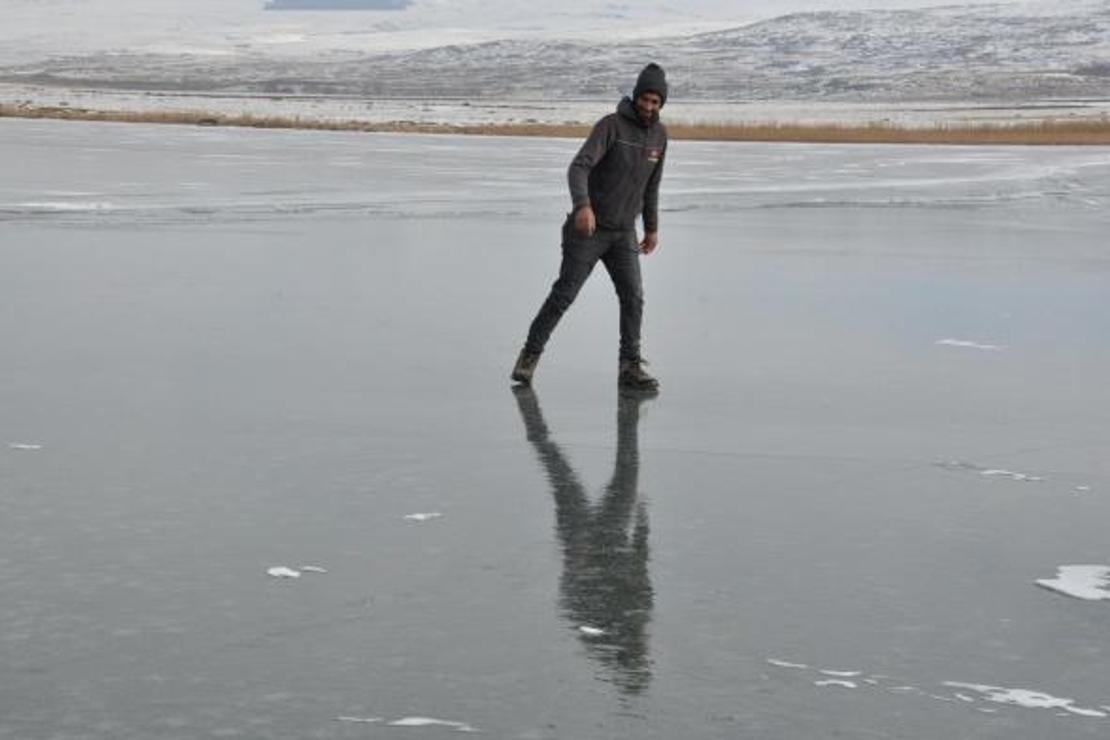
[0,0,1019,61]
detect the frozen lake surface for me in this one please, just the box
[2,118,1110,738]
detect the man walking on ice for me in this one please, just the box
[511,63,669,392]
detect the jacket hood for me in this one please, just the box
[618,96,658,128]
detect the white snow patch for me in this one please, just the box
[1075,485,1093,493]
[578,626,606,637]
[267,566,301,579]
[762,652,1110,721]
[1070,706,1110,718]
[252,34,308,46]
[8,443,43,450]
[388,717,478,732]
[336,716,383,724]
[936,460,1044,482]
[299,565,328,574]
[140,43,239,57]
[12,201,116,212]
[1036,565,1110,601]
[404,512,443,522]
[935,339,1006,351]
[944,682,1107,718]
[980,469,1044,482]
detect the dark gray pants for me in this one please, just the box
[524,216,644,362]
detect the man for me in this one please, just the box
[511,63,669,391]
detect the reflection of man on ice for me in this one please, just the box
[513,386,654,694]
[512,64,669,392]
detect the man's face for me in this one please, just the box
[635,91,663,123]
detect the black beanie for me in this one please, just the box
[633,63,668,107]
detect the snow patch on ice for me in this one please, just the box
[935,460,1044,482]
[388,717,478,732]
[404,512,443,522]
[981,469,1044,482]
[1036,565,1110,601]
[8,443,43,450]
[943,682,1108,718]
[11,201,116,212]
[935,338,1006,351]
[579,626,606,637]
[267,564,328,578]
[767,657,1109,720]
[336,716,383,724]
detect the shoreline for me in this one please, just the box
[4,103,1110,145]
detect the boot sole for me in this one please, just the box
[618,377,659,391]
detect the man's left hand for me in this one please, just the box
[639,231,659,255]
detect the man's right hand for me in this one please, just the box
[574,205,596,237]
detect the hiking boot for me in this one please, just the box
[618,358,659,392]
[511,349,541,385]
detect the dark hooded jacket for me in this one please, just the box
[567,97,668,233]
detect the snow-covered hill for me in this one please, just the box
[2,1,1109,102]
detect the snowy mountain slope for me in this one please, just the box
[3,1,1109,102]
[0,0,773,64]
[0,0,1013,64]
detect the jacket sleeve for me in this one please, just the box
[642,145,665,233]
[567,116,614,211]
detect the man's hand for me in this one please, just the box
[639,231,659,255]
[574,205,596,237]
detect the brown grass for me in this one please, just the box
[3,103,1110,145]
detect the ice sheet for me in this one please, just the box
[2,118,1109,740]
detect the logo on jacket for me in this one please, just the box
[647,148,662,164]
